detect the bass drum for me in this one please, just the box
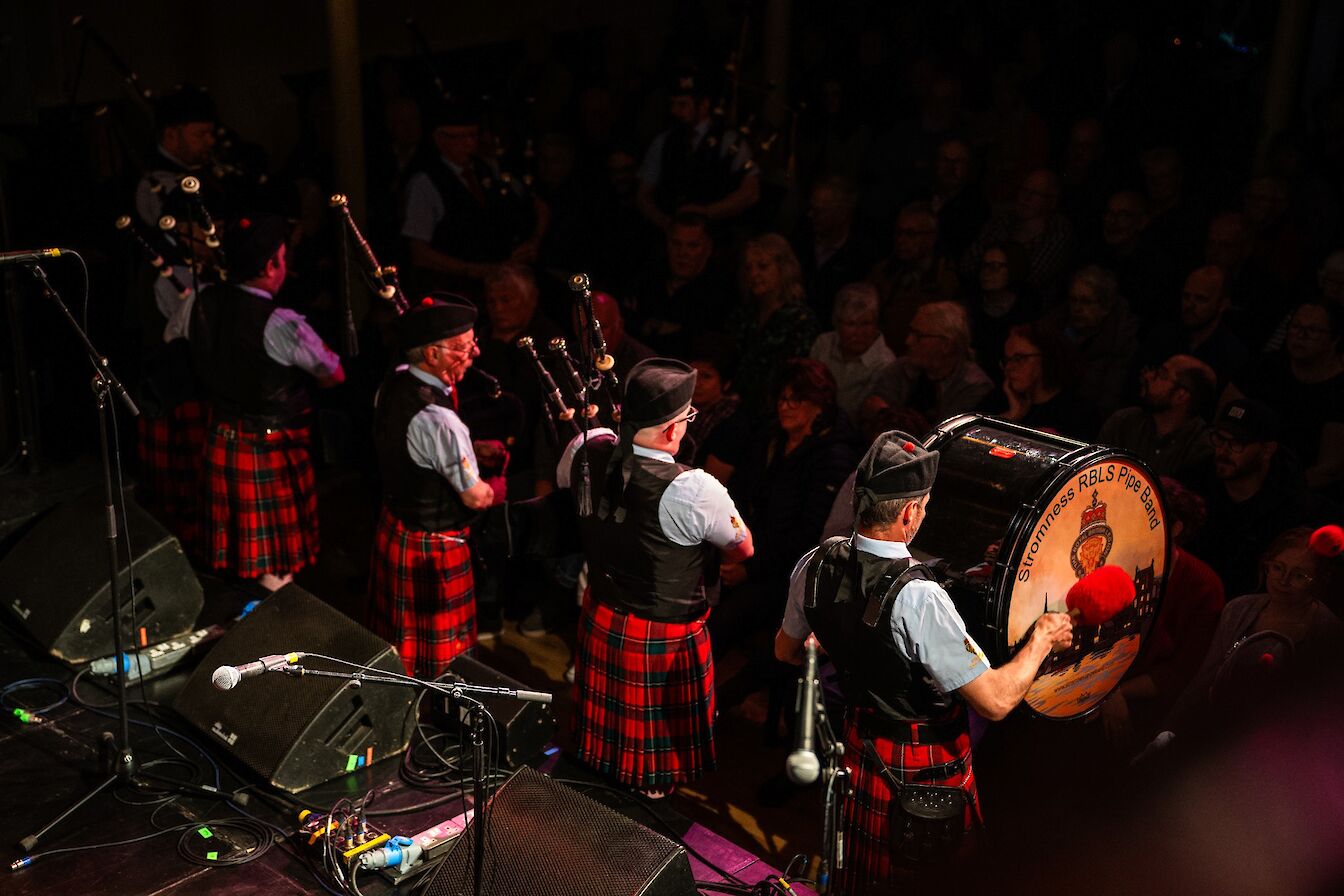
[916,415,1169,720]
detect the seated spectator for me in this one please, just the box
[927,137,989,260]
[1188,399,1339,598]
[1086,190,1180,327]
[1243,174,1305,292]
[684,334,749,475]
[1140,146,1206,283]
[983,321,1098,439]
[1139,265,1251,390]
[1223,301,1344,492]
[792,174,878,326]
[1059,118,1112,250]
[1262,249,1344,352]
[730,234,818,413]
[863,300,994,429]
[1205,211,1284,348]
[867,200,959,350]
[1098,354,1217,485]
[967,240,1039,376]
[808,282,896,422]
[1161,526,1344,749]
[1043,265,1138,415]
[620,211,732,358]
[962,168,1075,299]
[710,359,857,652]
[1102,478,1225,755]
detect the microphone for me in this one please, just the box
[785,640,820,785]
[211,652,305,690]
[0,247,69,265]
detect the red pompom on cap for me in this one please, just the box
[1065,565,1136,626]
[1309,524,1344,558]
[421,296,435,307]
[1258,652,1276,667]
[902,441,916,453]
[237,217,251,229]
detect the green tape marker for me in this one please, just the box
[198,827,213,839]
[206,851,219,861]
[346,754,358,772]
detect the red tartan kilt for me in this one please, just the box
[367,507,475,678]
[573,590,715,788]
[203,419,318,578]
[835,710,981,894]
[137,400,208,553]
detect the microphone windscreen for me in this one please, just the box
[210,665,240,691]
[1066,565,1135,626]
[785,751,820,786]
[1309,524,1344,558]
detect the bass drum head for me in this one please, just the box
[921,416,1169,720]
[1005,455,1168,719]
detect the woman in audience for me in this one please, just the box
[730,234,818,414]
[985,320,1098,438]
[968,240,1038,377]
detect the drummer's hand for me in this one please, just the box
[1031,611,1074,653]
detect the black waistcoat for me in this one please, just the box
[574,437,717,621]
[374,369,474,533]
[803,538,950,723]
[189,283,309,427]
[653,123,742,215]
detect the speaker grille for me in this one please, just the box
[172,585,415,791]
[426,767,695,896]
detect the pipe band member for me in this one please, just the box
[775,430,1073,891]
[189,215,344,592]
[564,358,754,798]
[369,295,494,677]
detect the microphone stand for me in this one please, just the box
[260,661,551,896]
[14,261,176,854]
[800,676,845,895]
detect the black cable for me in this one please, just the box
[175,815,273,867]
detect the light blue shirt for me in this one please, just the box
[783,534,990,696]
[231,285,341,379]
[402,365,480,493]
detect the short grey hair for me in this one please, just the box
[917,300,972,356]
[832,282,880,326]
[856,495,920,530]
[406,344,428,364]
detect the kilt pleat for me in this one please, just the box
[202,420,318,578]
[573,592,716,788]
[368,507,475,678]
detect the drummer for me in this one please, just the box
[774,430,1073,890]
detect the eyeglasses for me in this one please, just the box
[1208,431,1248,451]
[1265,560,1315,589]
[980,260,1008,271]
[1288,324,1330,338]
[666,407,698,426]
[777,394,804,408]
[433,338,479,355]
[1144,365,1174,382]
[999,352,1041,368]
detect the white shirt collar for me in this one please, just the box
[631,443,675,463]
[237,284,273,301]
[405,363,453,397]
[852,532,912,560]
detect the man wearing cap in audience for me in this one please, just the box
[564,358,755,798]
[189,215,344,592]
[1191,397,1339,597]
[401,98,547,296]
[775,431,1073,890]
[369,295,497,677]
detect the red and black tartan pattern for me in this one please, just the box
[573,591,716,789]
[136,400,209,554]
[367,507,476,678]
[834,710,981,894]
[202,419,319,579]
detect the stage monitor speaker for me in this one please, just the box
[172,584,416,793]
[0,490,203,664]
[424,766,696,896]
[439,653,556,769]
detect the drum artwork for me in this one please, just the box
[915,416,1169,720]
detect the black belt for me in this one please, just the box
[856,712,965,746]
[860,737,969,783]
[599,598,708,625]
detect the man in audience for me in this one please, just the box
[863,301,993,429]
[1140,265,1250,389]
[1098,354,1216,485]
[868,201,959,350]
[623,211,730,357]
[809,282,896,422]
[1045,265,1138,415]
[794,175,877,325]
[963,168,1075,298]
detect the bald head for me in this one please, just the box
[1180,266,1229,331]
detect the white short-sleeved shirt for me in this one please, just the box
[783,534,990,696]
[228,285,341,379]
[402,365,480,493]
[555,434,747,550]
